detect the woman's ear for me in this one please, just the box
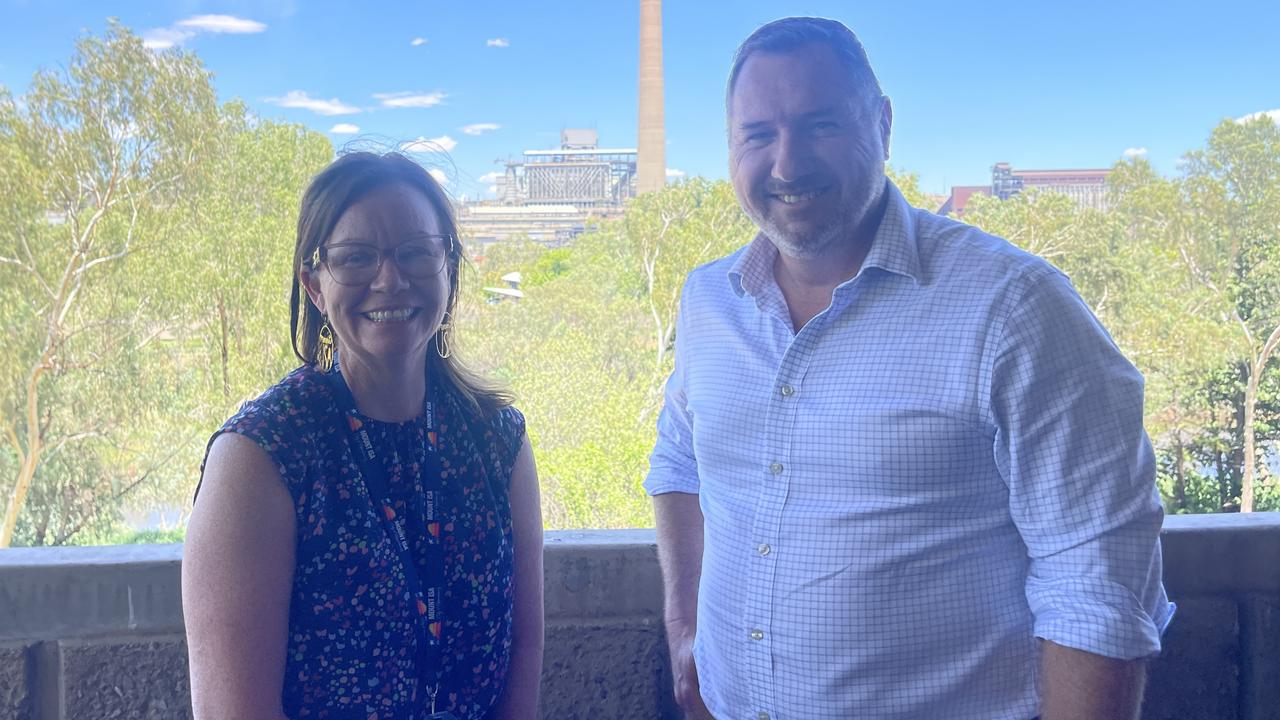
[300,265,326,315]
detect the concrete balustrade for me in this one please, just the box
[1,515,1278,720]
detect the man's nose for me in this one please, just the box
[771,131,816,184]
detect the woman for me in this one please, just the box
[183,152,543,720]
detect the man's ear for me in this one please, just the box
[300,265,326,316]
[879,95,893,161]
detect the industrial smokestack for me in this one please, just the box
[636,0,666,194]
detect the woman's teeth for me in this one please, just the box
[364,308,416,322]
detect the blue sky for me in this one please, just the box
[2,0,1278,200]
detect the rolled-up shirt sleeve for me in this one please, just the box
[644,285,700,496]
[990,266,1175,660]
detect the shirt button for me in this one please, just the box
[758,713,771,720]
[757,543,771,556]
[780,384,794,397]
[749,629,765,641]
[769,462,783,475]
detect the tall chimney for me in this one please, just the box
[636,0,666,194]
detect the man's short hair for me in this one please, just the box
[726,17,884,111]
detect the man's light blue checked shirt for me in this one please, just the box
[644,183,1175,720]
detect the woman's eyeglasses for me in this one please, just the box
[311,235,454,286]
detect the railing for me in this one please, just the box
[1,515,1278,720]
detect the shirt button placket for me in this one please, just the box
[750,359,799,719]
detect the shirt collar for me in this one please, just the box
[727,179,922,298]
[859,181,922,285]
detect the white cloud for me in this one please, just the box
[462,123,501,136]
[265,91,360,116]
[329,123,360,134]
[428,168,449,186]
[401,135,458,153]
[1123,147,1148,158]
[1237,109,1280,124]
[477,171,503,183]
[666,168,686,179]
[374,91,447,108]
[176,15,267,34]
[487,185,499,195]
[411,37,427,47]
[486,38,510,48]
[144,14,265,49]
[142,28,193,50]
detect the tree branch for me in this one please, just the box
[1258,321,1280,377]
[17,230,57,301]
[73,199,137,277]
[43,428,107,461]
[3,421,24,468]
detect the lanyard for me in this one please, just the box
[324,369,449,717]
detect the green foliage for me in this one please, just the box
[525,248,572,287]
[964,124,1280,513]
[0,25,331,545]
[4,25,1280,541]
[458,179,753,528]
[886,165,931,209]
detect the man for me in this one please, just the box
[644,17,1174,720]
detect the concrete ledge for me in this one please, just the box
[1161,513,1280,596]
[0,544,184,641]
[0,514,1278,720]
[542,621,677,720]
[0,642,33,720]
[544,529,662,622]
[57,635,191,720]
[1141,598,1239,720]
[1239,596,1280,720]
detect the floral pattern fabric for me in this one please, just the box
[205,365,525,719]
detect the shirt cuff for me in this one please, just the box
[1029,578,1175,660]
[642,467,700,496]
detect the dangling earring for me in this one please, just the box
[435,312,453,359]
[316,316,335,372]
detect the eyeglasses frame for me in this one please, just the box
[309,234,457,286]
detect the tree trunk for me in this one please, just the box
[1241,323,1280,513]
[1216,453,1229,512]
[1242,368,1259,512]
[1,368,47,547]
[1174,432,1187,513]
[218,292,230,403]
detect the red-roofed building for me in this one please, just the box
[937,185,991,217]
[940,163,1113,217]
[993,162,1111,209]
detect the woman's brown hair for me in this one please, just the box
[289,151,512,420]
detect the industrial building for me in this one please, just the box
[459,0,665,251]
[497,129,637,208]
[939,162,1113,216]
[459,129,637,249]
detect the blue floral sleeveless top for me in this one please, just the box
[206,365,525,719]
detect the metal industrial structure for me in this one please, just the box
[496,129,638,208]
[457,0,667,249]
[459,129,636,249]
